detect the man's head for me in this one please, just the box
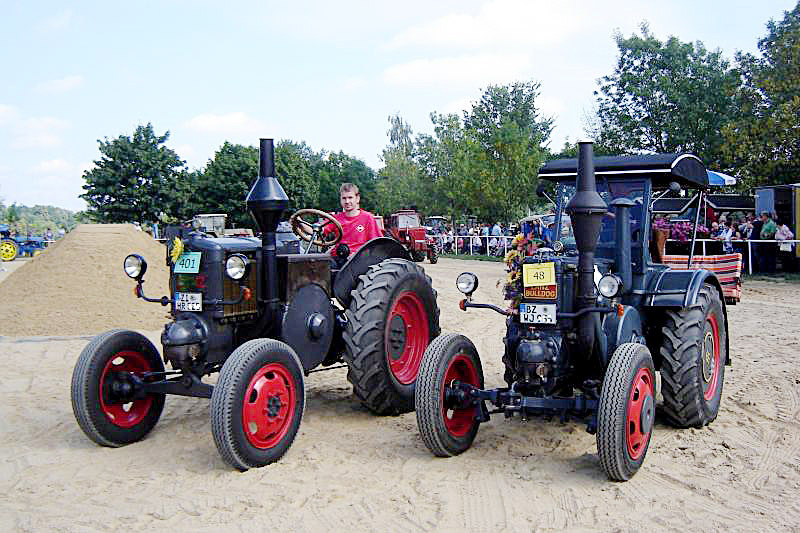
[760,211,769,222]
[712,222,719,231]
[339,183,361,216]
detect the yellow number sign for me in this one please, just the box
[523,262,555,287]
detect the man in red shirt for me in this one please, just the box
[329,182,382,255]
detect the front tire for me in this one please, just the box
[597,343,656,481]
[416,334,484,457]
[0,239,18,261]
[211,339,305,471]
[343,258,440,414]
[427,247,438,264]
[71,330,166,447]
[659,284,727,428]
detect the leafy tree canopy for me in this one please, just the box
[80,123,186,223]
[594,24,741,169]
[722,3,800,189]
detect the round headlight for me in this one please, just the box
[124,254,147,279]
[552,240,564,253]
[598,274,622,298]
[225,254,249,280]
[456,272,478,295]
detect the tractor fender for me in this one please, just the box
[602,305,643,364]
[332,237,411,307]
[645,268,730,366]
[645,268,724,308]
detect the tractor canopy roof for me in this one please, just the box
[539,153,709,189]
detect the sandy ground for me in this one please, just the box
[2,255,800,531]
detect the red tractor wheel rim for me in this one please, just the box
[702,313,721,401]
[442,354,479,437]
[386,291,429,385]
[99,351,153,428]
[242,363,297,449]
[625,366,655,460]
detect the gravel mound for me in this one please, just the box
[0,224,171,336]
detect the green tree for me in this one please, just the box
[190,142,258,227]
[316,150,377,213]
[376,114,427,215]
[594,24,741,168]
[80,124,186,223]
[275,140,320,214]
[415,112,477,220]
[722,3,800,189]
[5,203,19,226]
[462,81,552,221]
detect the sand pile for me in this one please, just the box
[0,224,171,336]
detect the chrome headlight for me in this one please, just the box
[124,254,147,280]
[552,240,564,253]
[456,272,479,295]
[225,253,249,280]
[598,274,622,298]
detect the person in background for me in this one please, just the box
[715,219,738,254]
[44,228,53,241]
[775,218,795,272]
[710,221,722,238]
[759,211,778,273]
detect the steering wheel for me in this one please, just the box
[289,209,343,249]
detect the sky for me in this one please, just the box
[0,0,796,212]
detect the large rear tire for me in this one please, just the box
[71,330,166,447]
[211,339,305,471]
[343,258,440,414]
[659,284,727,428]
[416,334,484,457]
[597,343,656,481]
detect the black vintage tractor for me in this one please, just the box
[415,142,729,481]
[71,139,440,470]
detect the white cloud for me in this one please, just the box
[31,159,71,175]
[340,76,368,92]
[35,75,84,94]
[39,10,73,31]
[441,96,475,115]
[0,104,19,125]
[383,53,531,88]
[387,0,586,49]
[184,112,265,137]
[11,116,69,150]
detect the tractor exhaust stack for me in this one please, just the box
[246,139,288,307]
[565,141,607,353]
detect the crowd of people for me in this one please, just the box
[707,210,795,273]
[429,209,797,275]
[431,218,560,257]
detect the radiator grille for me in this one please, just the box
[222,258,258,317]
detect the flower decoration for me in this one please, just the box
[499,232,542,309]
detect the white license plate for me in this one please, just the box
[520,303,556,324]
[175,292,202,312]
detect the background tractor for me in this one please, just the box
[71,138,440,471]
[386,209,439,264]
[415,142,729,481]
